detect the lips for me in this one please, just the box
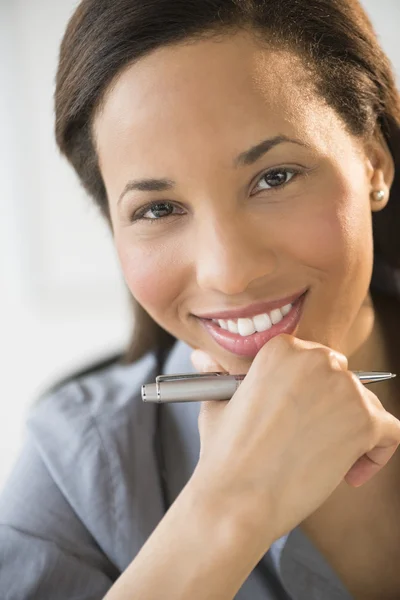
[199,291,307,358]
[196,288,308,321]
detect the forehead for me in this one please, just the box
[94,31,348,194]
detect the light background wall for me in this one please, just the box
[0,0,399,490]
[0,0,132,490]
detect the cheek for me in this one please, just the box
[281,183,372,276]
[115,238,186,314]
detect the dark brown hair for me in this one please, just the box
[55,0,400,364]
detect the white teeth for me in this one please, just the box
[227,320,239,334]
[253,313,272,332]
[212,302,294,335]
[237,318,256,336]
[269,308,283,325]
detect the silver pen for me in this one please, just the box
[142,371,396,404]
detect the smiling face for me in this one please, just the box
[94,30,392,372]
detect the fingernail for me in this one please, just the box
[191,350,209,365]
[191,350,215,371]
[191,350,210,361]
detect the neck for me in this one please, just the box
[345,289,400,416]
[300,288,400,588]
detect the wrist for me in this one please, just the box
[187,466,273,563]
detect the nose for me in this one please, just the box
[194,214,277,295]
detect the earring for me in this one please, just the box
[371,189,385,202]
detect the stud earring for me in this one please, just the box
[371,189,385,202]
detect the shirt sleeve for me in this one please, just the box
[0,350,163,600]
[0,433,117,599]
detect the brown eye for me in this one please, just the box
[145,202,174,219]
[264,171,288,186]
[132,201,185,223]
[254,167,298,193]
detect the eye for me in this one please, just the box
[252,167,299,194]
[131,166,302,223]
[131,201,185,223]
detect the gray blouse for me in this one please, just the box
[0,337,354,600]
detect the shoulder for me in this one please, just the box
[28,348,160,488]
[31,347,159,430]
[26,346,165,568]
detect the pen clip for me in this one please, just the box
[156,372,225,383]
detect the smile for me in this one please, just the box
[211,302,293,336]
[198,290,308,358]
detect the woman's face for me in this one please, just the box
[94,31,390,371]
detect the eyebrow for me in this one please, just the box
[118,134,307,205]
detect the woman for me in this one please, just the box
[1,0,400,598]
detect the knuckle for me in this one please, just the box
[339,368,357,387]
[254,334,297,374]
[337,373,379,437]
[308,347,334,369]
[314,347,331,361]
[261,333,293,357]
[358,392,380,436]
[307,347,347,375]
[333,369,361,398]
[327,350,348,371]
[359,407,380,445]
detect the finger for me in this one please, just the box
[344,442,398,487]
[192,351,228,441]
[344,454,383,487]
[290,337,348,370]
[345,412,400,487]
[191,349,225,373]
[366,441,399,467]
[329,350,348,371]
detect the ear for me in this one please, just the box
[364,128,395,212]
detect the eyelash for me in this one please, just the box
[130,166,303,224]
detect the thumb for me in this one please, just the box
[190,349,226,374]
[190,350,228,450]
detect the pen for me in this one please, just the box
[142,371,396,404]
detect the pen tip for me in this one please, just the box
[391,373,397,379]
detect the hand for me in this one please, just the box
[190,334,400,545]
